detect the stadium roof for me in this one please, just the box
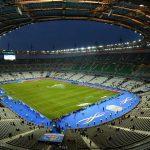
[0,0,150,42]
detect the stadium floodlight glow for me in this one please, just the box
[139,4,144,7]
[138,39,141,42]
[17,0,105,4]
[17,0,63,4]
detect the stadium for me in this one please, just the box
[0,0,150,150]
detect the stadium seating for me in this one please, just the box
[7,128,49,149]
[118,80,144,91]
[89,76,109,85]
[78,75,94,83]
[0,52,149,150]
[69,73,84,81]
[0,93,149,150]
[0,52,149,78]
[101,77,125,88]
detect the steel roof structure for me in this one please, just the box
[0,0,150,42]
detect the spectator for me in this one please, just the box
[89,140,92,146]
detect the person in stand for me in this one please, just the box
[89,140,92,146]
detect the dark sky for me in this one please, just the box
[0,20,141,51]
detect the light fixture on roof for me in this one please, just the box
[16,6,23,15]
[138,39,141,42]
[99,14,103,18]
[108,9,113,17]
[139,4,144,7]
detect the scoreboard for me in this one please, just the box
[2,51,16,61]
[4,54,16,61]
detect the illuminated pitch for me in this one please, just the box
[0,78,119,119]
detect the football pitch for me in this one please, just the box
[0,79,119,119]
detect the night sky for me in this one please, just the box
[0,20,141,51]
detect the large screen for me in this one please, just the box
[4,55,16,61]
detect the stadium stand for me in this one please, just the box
[0,51,149,150]
[0,0,150,148]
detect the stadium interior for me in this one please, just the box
[0,0,150,150]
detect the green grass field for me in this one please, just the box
[0,79,119,119]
